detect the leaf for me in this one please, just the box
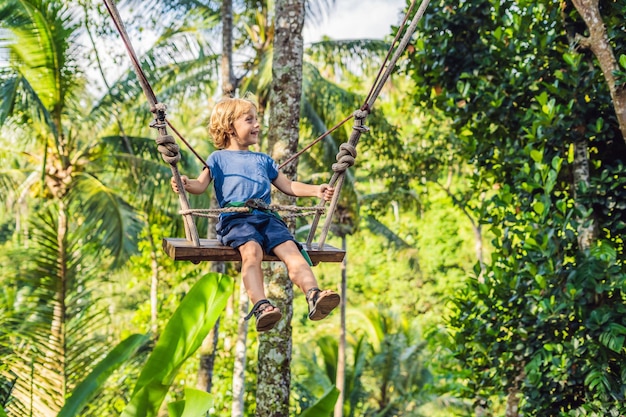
[563,52,576,67]
[299,386,340,417]
[121,272,233,417]
[534,274,546,290]
[58,334,149,417]
[567,142,575,164]
[167,388,213,417]
[620,54,626,70]
[530,149,543,163]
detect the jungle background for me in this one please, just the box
[1,0,625,416]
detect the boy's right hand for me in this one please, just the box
[171,175,188,193]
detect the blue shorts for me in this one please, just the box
[216,212,298,255]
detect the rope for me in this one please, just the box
[103,0,201,246]
[280,0,425,172]
[179,205,326,219]
[104,0,429,252]
[306,0,430,248]
[279,113,355,170]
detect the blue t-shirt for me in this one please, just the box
[207,150,279,209]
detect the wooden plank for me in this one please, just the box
[162,238,346,265]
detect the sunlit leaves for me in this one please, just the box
[410,0,626,413]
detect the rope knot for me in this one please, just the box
[150,102,168,125]
[156,134,180,165]
[352,109,370,133]
[332,143,357,173]
[353,109,368,120]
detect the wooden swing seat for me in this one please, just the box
[162,238,345,265]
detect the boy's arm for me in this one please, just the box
[171,168,212,195]
[273,172,334,201]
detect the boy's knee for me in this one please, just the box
[238,241,263,261]
[286,257,312,277]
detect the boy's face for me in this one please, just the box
[230,107,260,149]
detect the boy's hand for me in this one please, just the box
[171,175,188,193]
[319,184,335,201]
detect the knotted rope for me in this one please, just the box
[305,0,431,248]
[332,143,358,174]
[179,205,326,219]
[104,0,430,251]
[103,0,200,246]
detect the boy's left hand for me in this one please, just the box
[319,184,335,201]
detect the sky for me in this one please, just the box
[0,1,408,83]
[303,0,407,43]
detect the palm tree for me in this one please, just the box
[0,1,166,414]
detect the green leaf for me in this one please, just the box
[567,142,575,163]
[58,334,149,417]
[563,52,577,67]
[299,386,340,416]
[532,201,545,216]
[534,274,547,290]
[530,149,543,163]
[167,388,213,417]
[121,272,233,417]
[619,54,626,70]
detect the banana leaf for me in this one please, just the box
[167,387,213,417]
[299,386,340,417]
[121,272,233,417]
[58,333,149,417]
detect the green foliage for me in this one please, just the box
[167,388,213,417]
[407,0,626,413]
[58,334,150,417]
[298,386,340,417]
[121,272,233,417]
[294,305,439,416]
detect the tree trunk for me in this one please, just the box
[334,236,347,417]
[46,201,68,415]
[147,231,159,335]
[256,0,305,415]
[197,199,228,392]
[196,319,220,392]
[231,283,249,417]
[571,0,626,143]
[572,131,597,250]
[221,0,235,96]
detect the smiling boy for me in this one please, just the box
[171,97,340,332]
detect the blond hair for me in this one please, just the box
[209,97,257,149]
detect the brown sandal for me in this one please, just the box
[244,299,282,332]
[306,288,340,321]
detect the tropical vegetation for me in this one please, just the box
[1,0,625,416]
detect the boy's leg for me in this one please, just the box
[238,241,282,331]
[237,240,267,303]
[272,240,317,293]
[273,240,340,320]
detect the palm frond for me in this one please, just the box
[2,203,113,415]
[304,0,336,26]
[69,172,144,266]
[306,38,390,83]
[89,31,219,127]
[0,69,57,137]
[0,0,82,110]
[363,215,413,250]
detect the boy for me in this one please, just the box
[171,97,340,332]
